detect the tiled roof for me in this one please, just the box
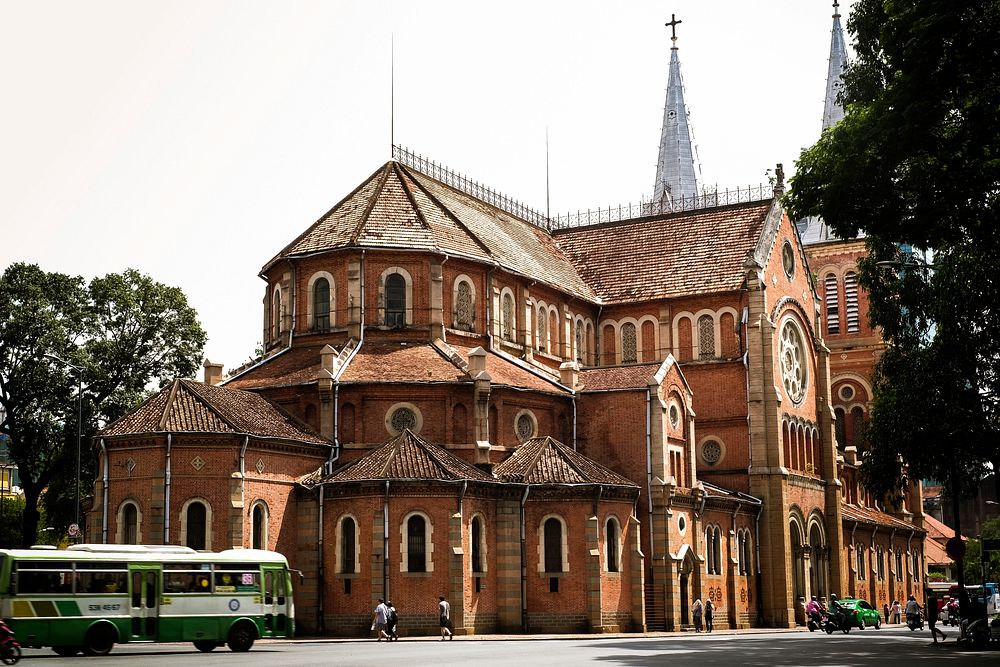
[339,342,468,383]
[840,503,924,532]
[101,379,329,445]
[579,364,661,391]
[224,345,326,390]
[302,429,494,486]
[922,514,957,542]
[444,343,567,394]
[265,162,596,301]
[702,481,762,505]
[924,534,952,566]
[494,436,638,488]
[554,200,773,303]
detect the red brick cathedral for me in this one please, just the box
[88,5,927,636]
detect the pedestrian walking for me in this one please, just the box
[371,598,389,641]
[883,602,890,624]
[891,600,901,624]
[439,595,453,640]
[925,589,946,644]
[692,598,703,632]
[386,601,399,641]
[705,599,715,633]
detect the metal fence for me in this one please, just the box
[392,145,774,231]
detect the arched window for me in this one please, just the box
[605,517,621,573]
[698,314,716,360]
[251,502,268,550]
[501,292,514,340]
[385,274,406,328]
[272,288,283,339]
[339,516,357,574]
[452,403,468,443]
[621,323,637,363]
[341,403,356,442]
[824,274,840,334]
[471,516,485,573]
[455,280,475,331]
[407,515,427,572]
[575,320,584,363]
[834,407,846,448]
[844,271,859,333]
[851,406,866,450]
[856,545,866,580]
[313,278,331,331]
[706,528,715,574]
[544,517,564,573]
[601,323,615,365]
[185,501,207,551]
[536,307,547,353]
[122,502,139,544]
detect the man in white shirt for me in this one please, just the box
[439,595,452,640]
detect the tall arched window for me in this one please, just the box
[501,293,514,340]
[851,406,866,450]
[313,278,331,331]
[844,271,860,333]
[251,502,268,550]
[385,274,406,328]
[452,403,468,443]
[407,515,427,572]
[186,501,207,551]
[698,314,715,360]
[544,517,563,573]
[834,407,846,448]
[272,288,283,339]
[856,545,866,580]
[621,322,637,363]
[575,320,584,363]
[123,503,138,544]
[456,280,474,331]
[340,516,357,574]
[471,516,485,573]
[605,518,621,573]
[824,274,840,334]
[536,308,547,353]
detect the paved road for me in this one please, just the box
[18,626,998,666]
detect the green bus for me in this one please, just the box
[0,543,294,656]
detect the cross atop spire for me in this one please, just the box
[832,0,840,18]
[666,14,682,42]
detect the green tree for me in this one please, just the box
[784,1,1000,507]
[0,263,206,546]
[964,517,1000,585]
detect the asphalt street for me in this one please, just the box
[16,625,998,666]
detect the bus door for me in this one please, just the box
[261,566,289,637]
[128,565,160,641]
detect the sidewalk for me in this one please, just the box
[266,626,809,644]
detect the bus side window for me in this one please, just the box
[277,573,285,605]
[265,572,273,605]
[131,572,142,608]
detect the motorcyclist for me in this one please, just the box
[806,595,822,623]
[904,594,922,627]
[828,593,847,628]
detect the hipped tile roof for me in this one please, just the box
[101,379,329,445]
[265,162,596,301]
[224,345,326,390]
[579,364,661,391]
[554,200,774,303]
[493,436,637,488]
[301,429,494,486]
[840,503,925,532]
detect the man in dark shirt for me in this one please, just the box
[926,589,946,643]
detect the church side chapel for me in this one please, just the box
[90,4,926,636]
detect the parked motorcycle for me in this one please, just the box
[906,611,924,631]
[0,618,21,665]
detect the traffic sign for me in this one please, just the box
[945,536,966,560]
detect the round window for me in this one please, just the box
[515,412,535,441]
[702,439,722,466]
[678,514,687,535]
[839,384,855,401]
[669,403,680,429]
[779,320,808,405]
[781,240,795,280]
[390,407,416,433]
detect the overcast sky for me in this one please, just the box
[1,0,855,372]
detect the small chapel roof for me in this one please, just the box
[554,199,774,303]
[101,378,329,445]
[493,436,638,488]
[840,503,926,533]
[301,429,495,486]
[263,161,597,301]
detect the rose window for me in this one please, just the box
[390,407,417,433]
[516,413,535,441]
[702,440,722,465]
[780,321,807,404]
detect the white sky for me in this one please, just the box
[1,0,855,371]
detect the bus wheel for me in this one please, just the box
[52,646,80,657]
[82,623,116,656]
[194,640,219,652]
[227,621,256,652]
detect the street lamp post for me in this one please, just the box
[44,354,83,536]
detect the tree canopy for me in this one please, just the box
[0,263,206,546]
[784,0,1000,505]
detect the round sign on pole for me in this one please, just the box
[68,523,80,537]
[945,536,966,561]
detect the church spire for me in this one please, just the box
[822,0,849,130]
[653,14,699,204]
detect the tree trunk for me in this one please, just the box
[20,484,42,548]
